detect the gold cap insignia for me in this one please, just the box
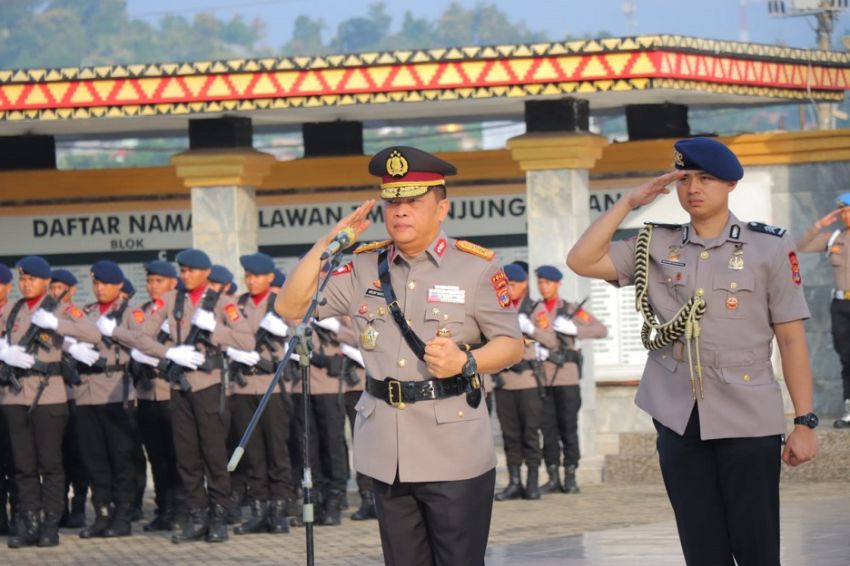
[673,150,684,167]
[386,150,409,178]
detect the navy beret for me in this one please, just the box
[504,263,527,282]
[272,269,286,287]
[836,191,850,208]
[144,260,177,279]
[175,248,212,269]
[239,252,275,275]
[226,282,238,295]
[535,265,563,282]
[122,278,136,296]
[50,269,78,286]
[0,263,12,284]
[209,264,234,284]
[673,137,743,181]
[16,256,51,279]
[90,260,124,284]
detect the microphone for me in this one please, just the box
[320,227,357,260]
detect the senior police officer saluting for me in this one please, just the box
[276,146,523,566]
[796,192,850,428]
[568,137,818,566]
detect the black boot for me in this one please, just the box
[0,504,8,536]
[234,499,269,535]
[539,465,562,494]
[562,465,580,494]
[524,466,541,500]
[171,507,208,544]
[319,490,342,526]
[495,466,524,501]
[225,491,243,525]
[103,502,132,537]
[38,510,62,547]
[267,499,291,534]
[7,509,18,537]
[65,495,87,529]
[285,496,302,528]
[7,510,40,548]
[79,504,111,539]
[205,503,228,543]
[350,491,377,520]
[144,495,174,532]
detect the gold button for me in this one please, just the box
[699,251,710,260]
[398,359,406,368]
[696,288,704,297]
[666,277,672,283]
[457,411,464,417]
[443,314,449,321]
[743,374,751,382]
[408,281,416,290]
[730,281,737,289]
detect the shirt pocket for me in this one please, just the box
[423,303,466,340]
[352,300,390,342]
[709,271,755,320]
[829,242,845,267]
[354,391,377,420]
[434,395,483,424]
[651,266,690,320]
[718,362,777,388]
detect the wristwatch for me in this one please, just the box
[793,412,819,429]
[461,351,478,377]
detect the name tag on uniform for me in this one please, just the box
[365,288,385,298]
[427,285,466,304]
[661,259,686,267]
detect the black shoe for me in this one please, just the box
[205,503,228,543]
[539,465,562,495]
[562,465,580,494]
[495,465,524,502]
[130,506,144,522]
[834,399,850,429]
[38,511,62,547]
[225,492,243,525]
[350,491,377,520]
[79,504,111,539]
[65,496,87,529]
[143,513,173,532]
[7,510,40,548]
[524,466,541,500]
[171,507,208,544]
[234,500,269,535]
[319,490,342,526]
[103,503,132,537]
[267,499,291,534]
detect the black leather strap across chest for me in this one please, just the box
[377,249,427,361]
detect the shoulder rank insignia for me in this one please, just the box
[65,305,84,320]
[645,222,682,230]
[132,309,145,324]
[332,261,354,276]
[354,240,392,254]
[224,303,240,322]
[455,240,495,261]
[747,222,786,237]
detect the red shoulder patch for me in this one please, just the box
[151,298,165,313]
[788,251,802,286]
[224,303,240,322]
[433,238,447,258]
[65,305,84,320]
[575,308,591,323]
[490,270,510,308]
[132,309,145,324]
[535,310,550,330]
[332,261,354,276]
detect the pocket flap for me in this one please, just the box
[354,392,377,419]
[712,271,754,294]
[434,395,482,424]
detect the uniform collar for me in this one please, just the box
[251,289,271,306]
[681,212,747,248]
[391,231,449,267]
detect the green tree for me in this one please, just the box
[281,15,326,56]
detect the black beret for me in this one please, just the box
[122,278,136,296]
[504,263,527,282]
[272,269,286,287]
[535,265,563,282]
[50,269,78,286]
[144,260,177,279]
[0,263,12,284]
[368,146,457,200]
[209,264,234,284]
[673,137,743,181]
[175,248,212,269]
[239,252,275,275]
[90,260,124,284]
[16,256,52,279]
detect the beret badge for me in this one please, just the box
[673,150,685,167]
[386,150,409,178]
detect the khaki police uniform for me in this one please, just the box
[0,298,16,530]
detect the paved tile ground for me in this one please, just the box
[2,481,847,564]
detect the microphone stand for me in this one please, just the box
[228,252,343,566]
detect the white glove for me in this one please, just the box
[534,344,550,362]
[340,343,365,367]
[63,336,78,347]
[259,312,288,337]
[314,317,341,334]
[226,347,260,366]
[31,308,59,330]
[96,315,117,337]
[553,316,578,336]
[165,345,205,370]
[290,351,301,362]
[517,313,535,335]
[191,309,216,332]
[2,345,35,369]
[131,348,160,367]
[0,337,9,355]
[68,341,100,367]
[160,320,170,335]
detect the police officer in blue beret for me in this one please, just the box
[0,263,14,537]
[209,265,234,295]
[569,136,818,566]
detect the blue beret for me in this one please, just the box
[16,256,51,279]
[535,265,563,282]
[673,137,743,181]
[144,260,177,279]
[50,269,78,286]
[239,252,275,275]
[0,263,12,284]
[504,263,527,282]
[836,192,850,208]
[272,269,286,287]
[209,264,234,284]
[226,282,238,295]
[122,278,136,296]
[90,260,124,284]
[175,248,211,269]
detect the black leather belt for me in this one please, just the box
[13,362,62,377]
[78,363,125,375]
[198,357,224,372]
[367,375,481,408]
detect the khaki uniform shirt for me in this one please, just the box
[608,213,810,440]
[111,298,173,402]
[337,318,366,394]
[797,223,850,292]
[537,298,607,387]
[500,296,558,391]
[317,231,522,484]
[231,292,287,397]
[0,299,10,405]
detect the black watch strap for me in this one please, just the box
[793,412,818,429]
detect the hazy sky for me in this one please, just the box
[125,0,850,51]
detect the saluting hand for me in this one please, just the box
[322,200,376,249]
[624,170,685,210]
[782,426,818,467]
[815,209,841,230]
[424,336,466,379]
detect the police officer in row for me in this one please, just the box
[277,146,523,565]
[797,192,850,428]
[0,263,16,537]
[568,137,818,566]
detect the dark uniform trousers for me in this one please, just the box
[231,392,295,501]
[170,385,231,509]
[494,388,543,468]
[291,393,348,496]
[542,385,582,468]
[0,407,18,513]
[374,468,496,566]
[2,403,68,513]
[655,408,781,566]
[831,299,850,399]
[137,399,180,510]
[63,401,89,506]
[344,390,373,494]
[76,402,137,507]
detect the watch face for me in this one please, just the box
[808,414,819,428]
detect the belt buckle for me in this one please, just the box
[387,379,406,410]
[470,374,481,390]
[844,290,850,300]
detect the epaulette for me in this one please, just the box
[747,221,786,237]
[645,222,682,230]
[354,240,392,254]
[455,240,496,261]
